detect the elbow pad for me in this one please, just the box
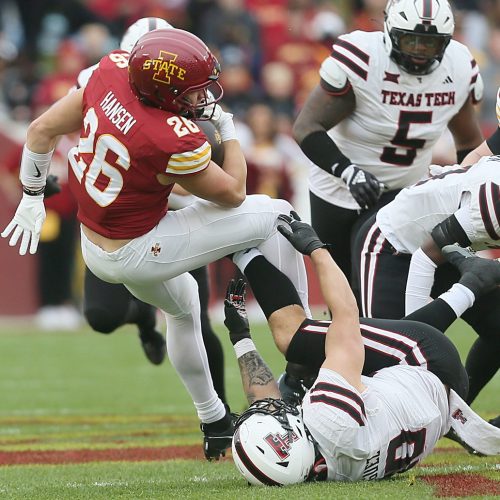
[431,215,471,249]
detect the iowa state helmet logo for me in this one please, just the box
[142,51,187,84]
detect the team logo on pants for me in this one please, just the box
[150,243,162,256]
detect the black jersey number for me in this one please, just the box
[380,111,432,166]
[385,428,427,477]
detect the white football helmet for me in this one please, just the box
[383,0,454,75]
[232,399,315,486]
[120,17,173,53]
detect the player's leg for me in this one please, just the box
[428,249,500,421]
[83,267,166,365]
[352,215,409,318]
[106,194,309,316]
[461,291,500,406]
[125,273,234,459]
[189,265,227,405]
[310,191,358,283]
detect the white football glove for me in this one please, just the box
[1,193,46,255]
[199,91,236,142]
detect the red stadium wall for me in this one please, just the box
[0,129,38,315]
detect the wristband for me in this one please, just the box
[22,186,45,196]
[19,145,54,189]
[233,338,256,359]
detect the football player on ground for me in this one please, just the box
[224,214,500,485]
[292,0,483,284]
[1,28,310,460]
[352,153,500,426]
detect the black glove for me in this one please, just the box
[442,244,500,298]
[44,175,62,198]
[224,279,250,341]
[341,165,382,210]
[277,211,327,256]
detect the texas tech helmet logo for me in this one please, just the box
[264,431,299,459]
[142,51,186,84]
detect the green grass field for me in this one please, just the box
[0,318,498,499]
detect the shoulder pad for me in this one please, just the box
[319,57,348,90]
[471,73,484,104]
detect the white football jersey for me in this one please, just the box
[302,365,449,482]
[377,155,500,253]
[309,31,480,209]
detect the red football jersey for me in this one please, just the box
[68,50,212,238]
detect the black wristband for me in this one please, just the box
[456,148,474,164]
[299,131,352,177]
[486,127,500,155]
[431,215,471,249]
[22,185,45,196]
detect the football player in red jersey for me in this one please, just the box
[1,28,310,460]
[78,19,228,409]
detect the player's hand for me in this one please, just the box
[44,175,61,198]
[277,211,327,256]
[210,106,236,142]
[1,193,45,255]
[341,165,382,210]
[200,92,236,142]
[224,279,249,336]
[442,244,500,298]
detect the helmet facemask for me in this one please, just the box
[389,27,451,75]
[383,0,454,75]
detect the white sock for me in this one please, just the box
[232,247,262,272]
[439,283,475,317]
[195,394,227,424]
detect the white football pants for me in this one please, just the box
[81,194,309,421]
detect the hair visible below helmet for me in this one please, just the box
[384,0,454,75]
[128,28,223,116]
[120,17,173,53]
[232,399,315,486]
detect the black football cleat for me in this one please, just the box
[489,415,500,429]
[277,372,307,407]
[442,245,500,298]
[139,329,166,365]
[201,412,237,461]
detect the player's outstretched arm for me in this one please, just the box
[1,89,84,255]
[224,279,280,404]
[278,212,364,391]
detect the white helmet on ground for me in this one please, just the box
[232,399,315,486]
[120,17,173,53]
[383,0,454,75]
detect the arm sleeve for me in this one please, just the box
[405,248,437,315]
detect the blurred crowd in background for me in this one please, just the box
[0,0,499,328]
